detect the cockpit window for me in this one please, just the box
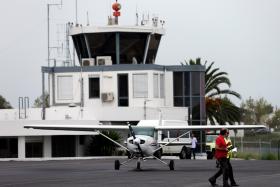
[132,127,155,137]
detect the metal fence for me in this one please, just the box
[232,139,280,159]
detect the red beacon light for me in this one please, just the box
[112,1,121,17]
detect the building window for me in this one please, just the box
[192,72,201,96]
[118,74,129,106]
[153,73,165,98]
[133,74,148,98]
[57,76,73,100]
[160,74,165,98]
[153,73,159,98]
[0,138,18,158]
[89,77,100,98]
[173,71,205,125]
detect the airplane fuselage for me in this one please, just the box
[126,135,159,157]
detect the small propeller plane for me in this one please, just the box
[24,120,265,170]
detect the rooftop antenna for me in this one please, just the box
[135,5,139,26]
[73,0,78,66]
[45,0,62,120]
[65,22,72,66]
[47,0,63,67]
[75,0,78,25]
[86,11,89,26]
[160,20,165,28]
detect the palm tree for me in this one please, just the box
[183,58,241,125]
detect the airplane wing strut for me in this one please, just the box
[97,131,130,152]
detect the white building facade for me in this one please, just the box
[0,15,206,159]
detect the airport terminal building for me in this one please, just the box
[0,6,206,159]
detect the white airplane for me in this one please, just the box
[24,120,265,170]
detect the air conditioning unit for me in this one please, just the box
[82,58,95,66]
[96,56,112,66]
[101,92,114,102]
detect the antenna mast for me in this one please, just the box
[73,0,78,66]
[75,0,78,24]
[87,11,89,26]
[47,0,63,67]
[136,5,139,26]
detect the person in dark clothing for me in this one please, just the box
[210,130,239,186]
[225,130,239,186]
[208,129,230,187]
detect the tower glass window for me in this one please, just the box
[173,71,205,125]
[119,33,147,64]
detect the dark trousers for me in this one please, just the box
[191,148,196,159]
[214,158,236,185]
[210,157,230,186]
[228,159,236,185]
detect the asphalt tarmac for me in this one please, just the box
[0,158,279,187]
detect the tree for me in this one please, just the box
[0,95,12,109]
[33,92,49,108]
[207,97,241,125]
[240,97,273,125]
[86,131,121,156]
[183,58,241,124]
[267,109,280,129]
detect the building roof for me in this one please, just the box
[70,25,165,35]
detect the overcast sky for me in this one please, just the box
[0,0,279,108]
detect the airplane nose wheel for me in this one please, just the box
[169,160,174,170]
[115,160,120,170]
[137,160,141,170]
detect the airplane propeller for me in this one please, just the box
[128,124,144,158]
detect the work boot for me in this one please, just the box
[208,177,216,186]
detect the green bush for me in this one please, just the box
[236,152,259,160]
[236,152,278,160]
[261,153,277,160]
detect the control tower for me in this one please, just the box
[69,1,165,66]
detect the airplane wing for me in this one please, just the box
[24,124,129,131]
[25,123,265,131]
[155,124,266,130]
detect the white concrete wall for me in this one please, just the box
[43,136,52,158]
[164,71,174,107]
[18,136,25,159]
[0,69,187,121]
[51,70,170,108]
[75,136,86,157]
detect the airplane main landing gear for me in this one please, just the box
[137,161,141,170]
[115,160,120,170]
[169,160,174,170]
